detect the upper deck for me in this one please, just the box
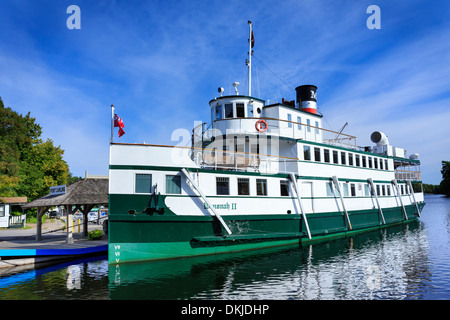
[189,84,421,180]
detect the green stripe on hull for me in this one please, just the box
[109,239,300,264]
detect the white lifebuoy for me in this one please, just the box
[255,120,268,132]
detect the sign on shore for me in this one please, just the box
[50,185,66,196]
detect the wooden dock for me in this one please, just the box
[0,238,107,268]
[0,221,107,269]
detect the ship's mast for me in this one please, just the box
[247,21,253,97]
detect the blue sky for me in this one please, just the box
[0,0,449,184]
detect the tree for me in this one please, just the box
[439,161,450,197]
[422,184,441,194]
[0,97,71,200]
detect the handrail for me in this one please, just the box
[214,116,357,140]
[111,142,299,161]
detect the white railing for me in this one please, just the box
[9,214,26,226]
[199,117,358,150]
[395,170,421,181]
[192,148,298,174]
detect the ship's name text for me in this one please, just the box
[204,202,237,210]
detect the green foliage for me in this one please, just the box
[0,97,71,200]
[422,184,442,194]
[88,229,104,240]
[440,161,450,197]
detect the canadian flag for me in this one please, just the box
[114,114,125,137]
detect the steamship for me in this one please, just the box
[108,22,424,264]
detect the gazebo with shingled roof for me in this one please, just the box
[22,176,108,242]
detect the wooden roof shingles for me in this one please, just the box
[22,178,108,209]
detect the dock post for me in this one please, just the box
[66,205,74,244]
[36,207,45,241]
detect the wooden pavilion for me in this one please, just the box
[22,176,108,242]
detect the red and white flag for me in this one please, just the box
[114,113,125,137]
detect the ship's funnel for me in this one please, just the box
[370,131,389,146]
[296,85,318,114]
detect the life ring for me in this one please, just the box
[255,119,268,132]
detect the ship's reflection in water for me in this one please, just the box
[109,220,432,300]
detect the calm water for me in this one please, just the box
[0,194,449,300]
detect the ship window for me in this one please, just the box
[315,121,319,134]
[379,159,383,170]
[362,156,367,167]
[238,178,250,195]
[287,114,292,128]
[350,183,356,197]
[387,185,391,196]
[225,104,233,118]
[374,158,378,169]
[368,157,373,168]
[256,179,267,196]
[401,185,404,195]
[236,103,245,118]
[364,184,370,196]
[342,183,349,197]
[314,148,321,162]
[215,105,223,120]
[280,180,289,196]
[0,205,4,217]
[341,152,346,165]
[166,175,181,194]
[376,185,380,196]
[382,185,386,196]
[384,160,388,170]
[135,174,152,193]
[307,119,311,132]
[247,104,253,117]
[303,146,311,160]
[324,149,330,163]
[326,182,333,196]
[333,150,338,164]
[297,116,302,130]
[348,153,354,166]
[216,177,230,195]
[355,155,360,167]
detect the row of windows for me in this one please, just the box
[214,103,256,120]
[287,115,320,134]
[326,182,411,197]
[217,177,277,196]
[135,174,181,194]
[303,145,389,170]
[134,173,411,198]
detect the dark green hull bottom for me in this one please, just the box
[108,202,425,265]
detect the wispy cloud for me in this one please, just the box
[0,0,448,183]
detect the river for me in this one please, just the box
[0,194,449,300]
